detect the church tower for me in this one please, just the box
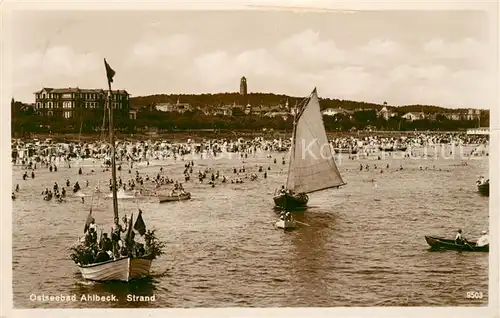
[239,76,247,96]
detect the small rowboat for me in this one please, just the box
[158,192,191,203]
[275,218,296,230]
[424,236,489,252]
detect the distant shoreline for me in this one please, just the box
[11,129,479,142]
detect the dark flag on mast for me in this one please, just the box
[83,208,94,233]
[134,209,147,236]
[104,58,115,83]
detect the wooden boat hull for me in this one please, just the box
[159,192,191,203]
[273,192,308,210]
[477,182,489,196]
[275,219,296,230]
[424,236,488,252]
[77,256,153,282]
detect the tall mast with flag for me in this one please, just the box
[72,58,160,283]
[104,58,119,221]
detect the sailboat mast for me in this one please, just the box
[285,100,298,189]
[107,82,119,221]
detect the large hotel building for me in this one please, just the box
[33,87,130,119]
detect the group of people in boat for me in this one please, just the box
[476,176,489,186]
[76,216,151,265]
[170,181,188,196]
[277,185,296,196]
[279,211,293,222]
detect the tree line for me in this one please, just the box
[12,101,485,136]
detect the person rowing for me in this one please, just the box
[455,229,474,250]
[455,229,465,244]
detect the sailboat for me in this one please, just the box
[273,88,346,210]
[71,59,159,282]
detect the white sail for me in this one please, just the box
[286,88,345,194]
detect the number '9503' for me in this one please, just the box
[466,292,483,299]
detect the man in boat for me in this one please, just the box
[86,218,97,234]
[477,176,485,185]
[85,227,98,246]
[89,229,112,263]
[279,185,286,195]
[455,229,465,244]
[476,230,489,247]
[99,233,113,253]
[111,217,126,258]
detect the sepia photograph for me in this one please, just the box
[2,1,498,316]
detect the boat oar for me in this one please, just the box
[295,220,310,227]
[464,241,475,251]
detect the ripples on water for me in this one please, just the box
[12,146,489,308]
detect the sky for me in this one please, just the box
[8,9,498,109]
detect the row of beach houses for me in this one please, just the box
[152,99,483,122]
